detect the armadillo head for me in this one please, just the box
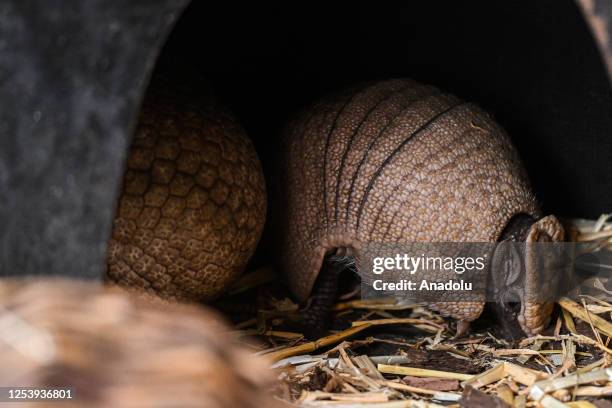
[492,214,565,336]
[519,214,565,335]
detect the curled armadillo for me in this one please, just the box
[278,79,564,336]
[0,279,277,408]
[107,83,266,302]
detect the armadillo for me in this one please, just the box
[107,83,266,302]
[0,279,277,408]
[278,79,564,336]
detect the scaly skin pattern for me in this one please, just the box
[279,79,560,334]
[107,90,266,302]
[0,279,276,408]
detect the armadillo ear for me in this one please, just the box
[525,215,565,243]
[518,215,565,336]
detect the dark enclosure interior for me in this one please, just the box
[152,0,612,239]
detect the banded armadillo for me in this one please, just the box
[107,81,266,302]
[278,79,564,336]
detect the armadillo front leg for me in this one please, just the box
[455,321,471,338]
[301,254,345,339]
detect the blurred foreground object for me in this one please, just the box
[0,279,277,408]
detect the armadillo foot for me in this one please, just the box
[300,256,344,339]
[455,320,471,338]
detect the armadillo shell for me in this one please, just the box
[107,85,266,302]
[279,79,540,322]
